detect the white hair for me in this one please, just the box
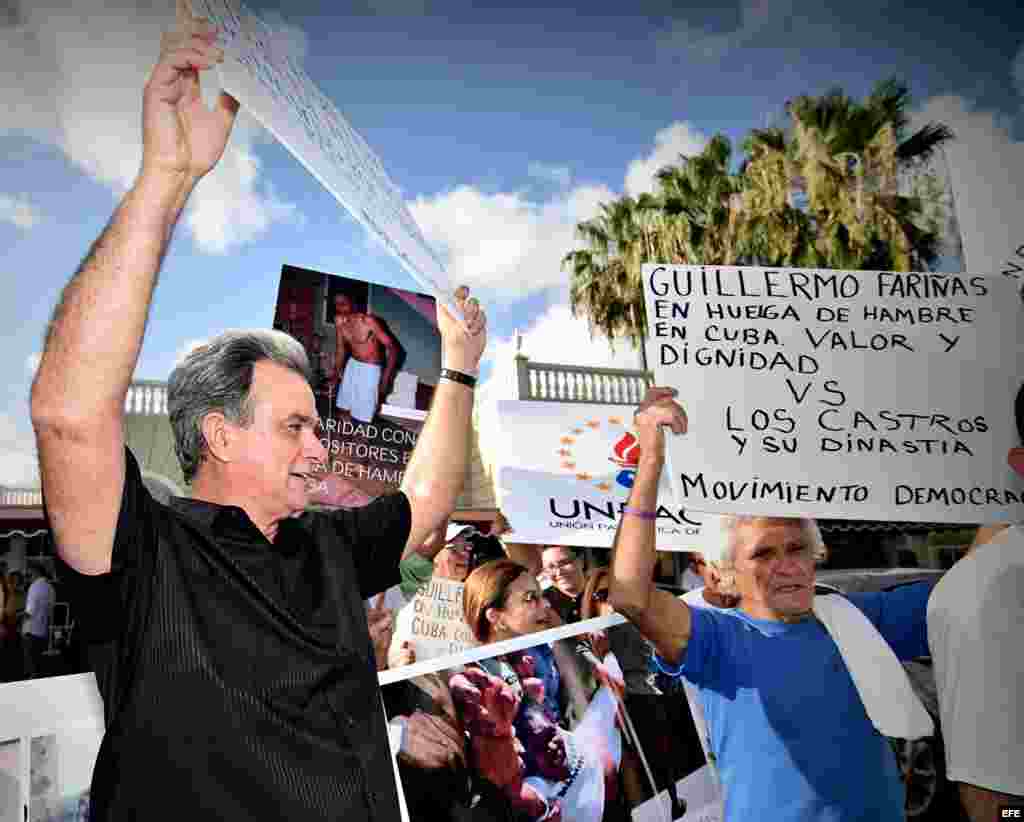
[709,515,825,596]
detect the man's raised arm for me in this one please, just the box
[399,290,486,557]
[608,387,693,666]
[29,14,236,576]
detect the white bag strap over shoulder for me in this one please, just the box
[813,594,934,740]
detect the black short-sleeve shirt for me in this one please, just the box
[65,448,410,821]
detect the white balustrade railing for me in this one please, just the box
[0,488,43,506]
[516,358,651,405]
[124,381,169,416]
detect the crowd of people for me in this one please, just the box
[10,8,1021,822]
[368,528,711,822]
[0,560,60,682]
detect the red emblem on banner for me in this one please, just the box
[610,431,640,467]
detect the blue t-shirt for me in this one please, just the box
[658,583,932,822]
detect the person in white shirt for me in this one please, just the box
[386,523,477,669]
[926,385,1024,819]
[678,556,737,782]
[21,562,55,679]
[680,553,705,592]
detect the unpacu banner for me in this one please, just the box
[495,400,725,555]
[187,0,453,303]
[641,264,1024,522]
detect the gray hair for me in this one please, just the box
[711,515,825,596]
[168,329,311,483]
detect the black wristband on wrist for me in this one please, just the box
[440,368,477,388]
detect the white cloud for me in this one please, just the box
[184,148,303,254]
[0,0,301,255]
[657,0,795,62]
[409,182,616,297]
[0,413,39,489]
[0,193,41,230]
[475,303,645,472]
[624,121,709,197]
[407,121,715,300]
[911,96,1023,280]
[0,2,61,139]
[527,162,571,189]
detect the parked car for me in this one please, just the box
[814,568,965,822]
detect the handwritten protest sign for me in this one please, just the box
[496,400,725,554]
[1002,243,1024,287]
[187,0,451,302]
[641,264,1024,522]
[391,579,475,663]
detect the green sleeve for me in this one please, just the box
[399,552,434,598]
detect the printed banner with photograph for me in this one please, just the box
[0,674,104,822]
[187,0,452,301]
[496,400,724,553]
[273,264,441,508]
[380,615,722,822]
[641,264,1024,522]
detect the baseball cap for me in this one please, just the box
[445,523,478,543]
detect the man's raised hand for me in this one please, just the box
[142,2,239,185]
[633,386,687,456]
[437,285,488,375]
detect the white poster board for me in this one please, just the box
[641,264,1024,522]
[391,578,475,663]
[632,766,723,822]
[187,0,452,302]
[496,400,725,555]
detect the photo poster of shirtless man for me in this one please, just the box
[272,263,442,509]
[379,616,722,822]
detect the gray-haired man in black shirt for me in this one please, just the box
[30,9,485,822]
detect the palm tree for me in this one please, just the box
[737,127,821,267]
[786,78,954,271]
[564,250,645,352]
[653,135,742,265]
[562,77,954,356]
[563,136,742,361]
[564,197,652,357]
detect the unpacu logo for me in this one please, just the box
[554,416,638,491]
[609,431,640,488]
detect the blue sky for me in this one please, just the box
[1,0,1022,487]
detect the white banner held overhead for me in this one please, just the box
[187,0,452,301]
[496,400,724,554]
[641,264,1024,522]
